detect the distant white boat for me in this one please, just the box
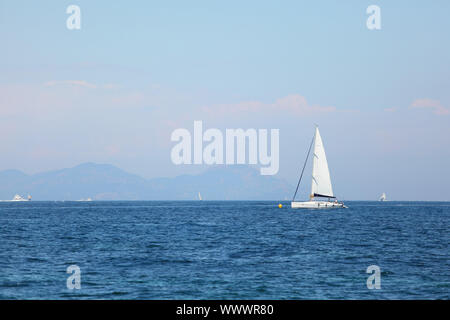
[379,193,386,201]
[198,192,202,201]
[3,194,32,202]
[291,126,346,209]
[76,197,92,202]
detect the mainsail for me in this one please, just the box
[310,127,334,198]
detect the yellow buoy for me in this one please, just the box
[278,203,283,208]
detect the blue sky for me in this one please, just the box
[1,1,449,200]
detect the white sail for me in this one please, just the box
[379,193,386,201]
[310,127,334,198]
[198,192,202,201]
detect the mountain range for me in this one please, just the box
[0,163,293,201]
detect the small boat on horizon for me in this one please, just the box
[379,193,386,201]
[76,197,93,202]
[291,126,346,209]
[0,194,32,202]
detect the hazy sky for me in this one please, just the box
[1,1,449,200]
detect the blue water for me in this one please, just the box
[0,201,448,299]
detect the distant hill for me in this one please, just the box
[0,163,292,201]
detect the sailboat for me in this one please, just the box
[198,192,202,201]
[379,193,386,201]
[291,126,346,209]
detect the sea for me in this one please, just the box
[0,201,448,299]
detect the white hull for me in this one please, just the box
[291,201,346,209]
